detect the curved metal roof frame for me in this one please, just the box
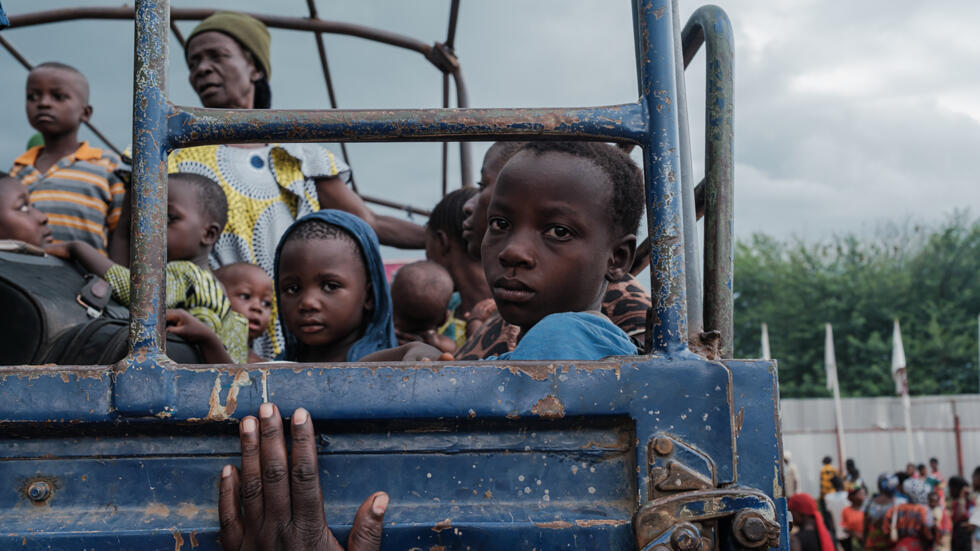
[2,2,474,216]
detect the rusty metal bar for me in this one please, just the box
[451,68,474,187]
[682,6,735,358]
[358,193,431,217]
[635,0,688,354]
[7,7,433,57]
[167,104,647,147]
[112,0,175,417]
[672,0,702,342]
[0,34,127,160]
[441,73,450,195]
[304,0,358,193]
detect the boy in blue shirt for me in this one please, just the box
[480,141,642,360]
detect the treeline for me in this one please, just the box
[733,213,980,398]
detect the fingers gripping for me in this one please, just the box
[348,492,388,551]
[218,465,244,551]
[289,408,328,532]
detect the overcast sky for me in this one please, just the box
[1,0,978,250]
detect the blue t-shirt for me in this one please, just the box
[491,312,637,361]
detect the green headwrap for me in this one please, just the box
[187,12,271,78]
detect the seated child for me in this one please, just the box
[9,62,126,254]
[273,209,397,362]
[390,261,457,353]
[385,141,642,362]
[0,173,53,247]
[215,262,273,363]
[47,172,248,363]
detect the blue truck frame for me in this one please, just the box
[0,1,788,549]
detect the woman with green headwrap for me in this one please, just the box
[165,12,425,358]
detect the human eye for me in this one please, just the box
[487,216,509,232]
[261,299,273,309]
[237,292,251,300]
[321,280,341,292]
[544,225,574,241]
[26,92,38,102]
[282,283,299,296]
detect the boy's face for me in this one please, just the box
[186,31,262,110]
[461,149,508,260]
[928,492,939,508]
[482,151,633,332]
[278,238,373,355]
[26,67,91,138]
[166,179,214,261]
[222,267,274,340]
[0,180,53,246]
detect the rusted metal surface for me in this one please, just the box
[671,0,703,343]
[167,103,649,147]
[115,0,175,417]
[682,6,735,358]
[635,0,688,354]
[7,7,432,56]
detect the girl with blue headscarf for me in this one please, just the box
[273,210,397,362]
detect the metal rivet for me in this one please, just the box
[670,522,703,551]
[653,437,674,456]
[27,481,51,502]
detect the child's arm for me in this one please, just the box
[45,241,115,276]
[166,309,234,364]
[359,342,452,362]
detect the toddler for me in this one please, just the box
[215,262,273,363]
[390,261,456,353]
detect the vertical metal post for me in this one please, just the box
[671,0,702,343]
[953,400,964,477]
[682,6,735,358]
[634,0,687,354]
[116,0,176,416]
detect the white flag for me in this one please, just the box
[825,323,838,391]
[761,323,771,360]
[892,319,908,396]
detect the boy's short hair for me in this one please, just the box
[428,187,477,245]
[33,62,90,98]
[516,142,644,237]
[822,456,833,464]
[169,172,227,231]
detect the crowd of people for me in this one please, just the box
[1,12,656,548]
[784,453,980,551]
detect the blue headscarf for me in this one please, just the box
[273,210,396,361]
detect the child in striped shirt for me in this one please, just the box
[9,62,125,256]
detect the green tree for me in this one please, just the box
[733,213,980,398]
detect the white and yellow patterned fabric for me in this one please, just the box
[105,261,249,363]
[167,144,350,358]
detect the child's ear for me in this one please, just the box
[363,285,375,312]
[605,234,636,282]
[201,221,221,247]
[81,104,93,124]
[435,229,451,257]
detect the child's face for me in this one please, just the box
[278,237,373,357]
[0,180,53,246]
[482,151,633,332]
[222,267,274,340]
[166,179,210,261]
[25,68,91,138]
[928,492,939,508]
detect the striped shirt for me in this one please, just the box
[10,142,125,251]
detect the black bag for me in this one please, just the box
[0,246,201,365]
[42,318,202,365]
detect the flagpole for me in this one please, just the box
[892,319,913,464]
[826,323,847,470]
[761,322,771,360]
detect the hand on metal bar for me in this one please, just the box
[219,403,388,551]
